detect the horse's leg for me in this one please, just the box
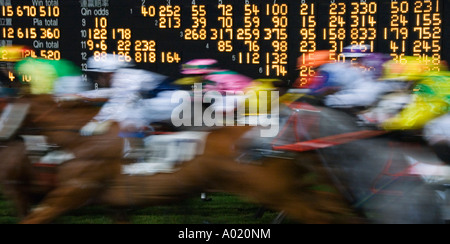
[19,186,85,224]
[261,190,358,224]
[257,173,362,224]
[20,159,120,224]
[212,155,362,224]
[247,181,346,224]
[3,182,32,218]
[0,142,33,218]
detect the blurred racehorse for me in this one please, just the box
[0,94,361,224]
[0,94,122,218]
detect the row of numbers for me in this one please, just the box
[1,5,60,17]
[412,0,441,70]
[297,2,316,87]
[141,5,181,29]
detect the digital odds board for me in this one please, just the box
[1,0,449,85]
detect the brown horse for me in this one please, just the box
[0,94,361,224]
[0,94,122,217]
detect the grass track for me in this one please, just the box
[0,193,295,224]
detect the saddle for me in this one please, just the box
[0,103,66,187]
[122,130,210,175]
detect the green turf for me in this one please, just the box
[0,193,294,224]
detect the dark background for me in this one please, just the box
[2,0,449,85]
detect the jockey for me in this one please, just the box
[403,69,450,180]
[357,57,430,127]
[15,57,84,96]
[7,57,88,153]
[294,50,332,92]
[244,78,281,116]
[319,45,394,109]
[176,59,254,121]
[381,65,449,131]
[175,59,221,88]
[79,54,169,136]
[174,59,222,124]
[203,70,254,118]
[360,53,392,80]
[283,50,333,107]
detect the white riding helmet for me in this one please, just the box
[342,44,371,58]
[86,54,134,73]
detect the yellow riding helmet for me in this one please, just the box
[15,58,58,94]
[244,79,281,115]
[381,57,429,81]
[0,45,35,62]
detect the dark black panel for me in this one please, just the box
[0,0,448,85]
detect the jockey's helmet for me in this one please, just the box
[381,57,429,81]
[181,59,221,75]
[342,44,372,59]
[86,54,134,73]
[0,45,35,63]
[297,50,331,70]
